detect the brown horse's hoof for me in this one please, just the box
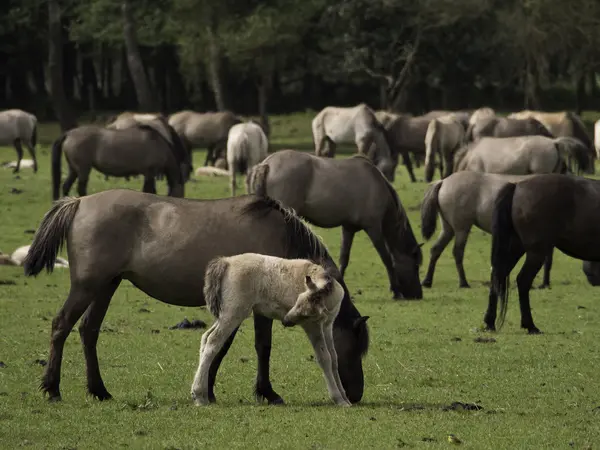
[421,280,432,288]
[527,328,542,335]
[537,284,550,290]
[459,282,471,289]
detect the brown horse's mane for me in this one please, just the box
[136,122,190,174]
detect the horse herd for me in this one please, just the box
[2,103,600,406]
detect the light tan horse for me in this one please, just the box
[508,110,595,172]
[168,110,242,166]
[424,114,466,182]
[0,109,38,173]
[105,111,164,130]
[312,104,397,181]
[226,121,269,196]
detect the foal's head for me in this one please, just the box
[282,267,341,327]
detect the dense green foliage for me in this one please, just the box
[1,116,600,448]
[1,0,600,117]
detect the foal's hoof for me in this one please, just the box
[336,400,352,407]
[192,394,212,406]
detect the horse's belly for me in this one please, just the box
[325,120,355,144]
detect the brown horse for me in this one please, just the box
[465,116,554,142]
[485,174,600,333]
[247,150,423,300]
[23,191,369,404]
[51,122,191,200]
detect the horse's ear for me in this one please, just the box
[354,316,370,329]
[305,275,317,291]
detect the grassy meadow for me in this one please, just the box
[1,111,600,449]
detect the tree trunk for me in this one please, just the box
[48,0,78,131]
[257,67,273,137]
[206,25,226,111]
[575,71,586,115]
[122,0,157,111]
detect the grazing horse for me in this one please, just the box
[23,192,369,404]
[375,110,418,182]
[508,110,595,172]
[311,104,397,181]
[485,174,600,333]
[51,122,191,200]
[0,109,38,173]
[193,253,350,406]
[424,114,466,182]
[247,150,423,300]
[453,136,590,175]
[168,110,242,167]
[226,121,269,196]
[465,116,554,143]
[420,171,553,289]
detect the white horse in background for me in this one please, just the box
[191,253,351,407]
[0,245,68,268]
[311,104,396,181]
[226,120,269,196]
[424,114,466,182]
[0,109,38,173]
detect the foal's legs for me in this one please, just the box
[453,230,472,288]
[13,139,23,173]
[142,176,157,194]
[41,283,104,401]
[191,319,241,405]
[207,327,240,403]
[339,226,356,278]
[78,278,121,400]
[422,219,455,288]
[323,321,350,404]
[303,323,351,407]
[516,251,546,334]
[365,226,401,298]
[538,249,553,289]
[254,315,284,404]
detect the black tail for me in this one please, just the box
[23,197,80,276]
[51,134,67,201]
[491,183,520,330]
[421,181,443,240]
[31,122,38,148]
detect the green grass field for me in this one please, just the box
[1,113,600,449]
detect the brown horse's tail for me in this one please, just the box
[51,134,67,201]
[421,180,443,240]
[247,163,269,197]
[23,197,80,276]
[203,257,230,318]
[491,182,520,330]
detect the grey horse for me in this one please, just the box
[0,109,38,173]
[465,116,554,142]
[247,150,423,300]
[168,110,242,166]
[23,191,370,404]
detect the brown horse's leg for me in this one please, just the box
[142,176,157,194]
[422,220,454,288]
[62,166,78,197]
[453,230,471,288]
[76,168,90,197]
[24,142,38,173]
[205,145,215,166]
[339,226,356,278]
[538,249,553,289]
[365,227,401,298]
[516,251,546,334]
[13,139,23,173]
[400,149,416,182]
[78,278,121,400]
[41,284,97,401]
[207,326,240,403]
[254,314,284,405]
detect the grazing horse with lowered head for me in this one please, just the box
[453,136,590,176]
[420,171,554,289]
[424,114,466,182]
[51,121,191,200]
[247,150,423,300]
[0,109,38,173]
[193,253,350,406]
[168,110,242,167]
[226,120,269,196]
[465,116,554,143]
[23,191,369,404]
[374,110,419,182]
[312,104,397,181]
[485,174,600,333]
[508,110,596,172]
